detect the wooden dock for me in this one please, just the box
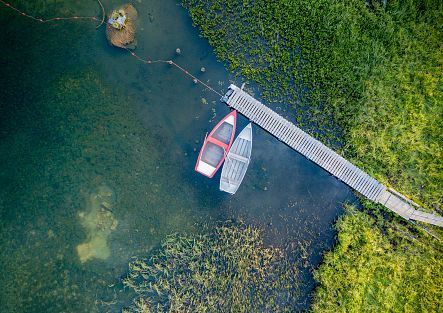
[221,84,443,227]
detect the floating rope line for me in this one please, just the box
[1,0,224,97]
[125,48,223,97]
[95,0,105,28]
[172,61,223,97]
[0,0,105,28]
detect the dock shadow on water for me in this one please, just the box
[0,0,354,312]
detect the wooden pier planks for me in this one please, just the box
[378,189,443,227]
[224,85,384,201]
[222,84,443,227]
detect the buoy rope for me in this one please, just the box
[1,0,224,97]
[95,0,105,29]
[0,0,105,28]
[124,48,223,97]
[171,60,223,97]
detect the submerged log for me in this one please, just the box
[106,4,138,50]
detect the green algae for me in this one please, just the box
[0,67,201,312]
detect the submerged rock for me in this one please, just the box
[76,185,118,263]
[77,236,110,263]
[106,4,138,50]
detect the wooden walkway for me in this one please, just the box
[221,84,443,227]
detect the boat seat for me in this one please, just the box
[227,152,249,164]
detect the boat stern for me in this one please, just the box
[195,161,217,178]
[220,179,237,194]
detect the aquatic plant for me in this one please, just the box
[181,0,442,211]
[123,223,299,312]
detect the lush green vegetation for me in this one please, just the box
[181,0,443,311]
[123,224,299,312]
[313,204,443,312]
[182,0,442,210]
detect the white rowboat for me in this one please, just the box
[219,123,252,194]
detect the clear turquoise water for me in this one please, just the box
[0,0,354,311]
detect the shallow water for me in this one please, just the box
[0,0,354,311]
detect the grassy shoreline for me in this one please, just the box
[313,203,443,312]
[181,0,443,310]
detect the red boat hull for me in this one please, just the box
[195,111,237,178]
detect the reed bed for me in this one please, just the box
[123,223,299,313]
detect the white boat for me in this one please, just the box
[219,123,252,194]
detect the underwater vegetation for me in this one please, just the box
[313,204,443,312]
[182,0,443,211]
[123,223,299,312]
[0,38,200,310]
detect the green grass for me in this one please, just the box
[312,204,443,312]
[182,0,442,210]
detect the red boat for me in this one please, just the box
[195,111,237,178]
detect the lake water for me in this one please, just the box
[0,0,354,311]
